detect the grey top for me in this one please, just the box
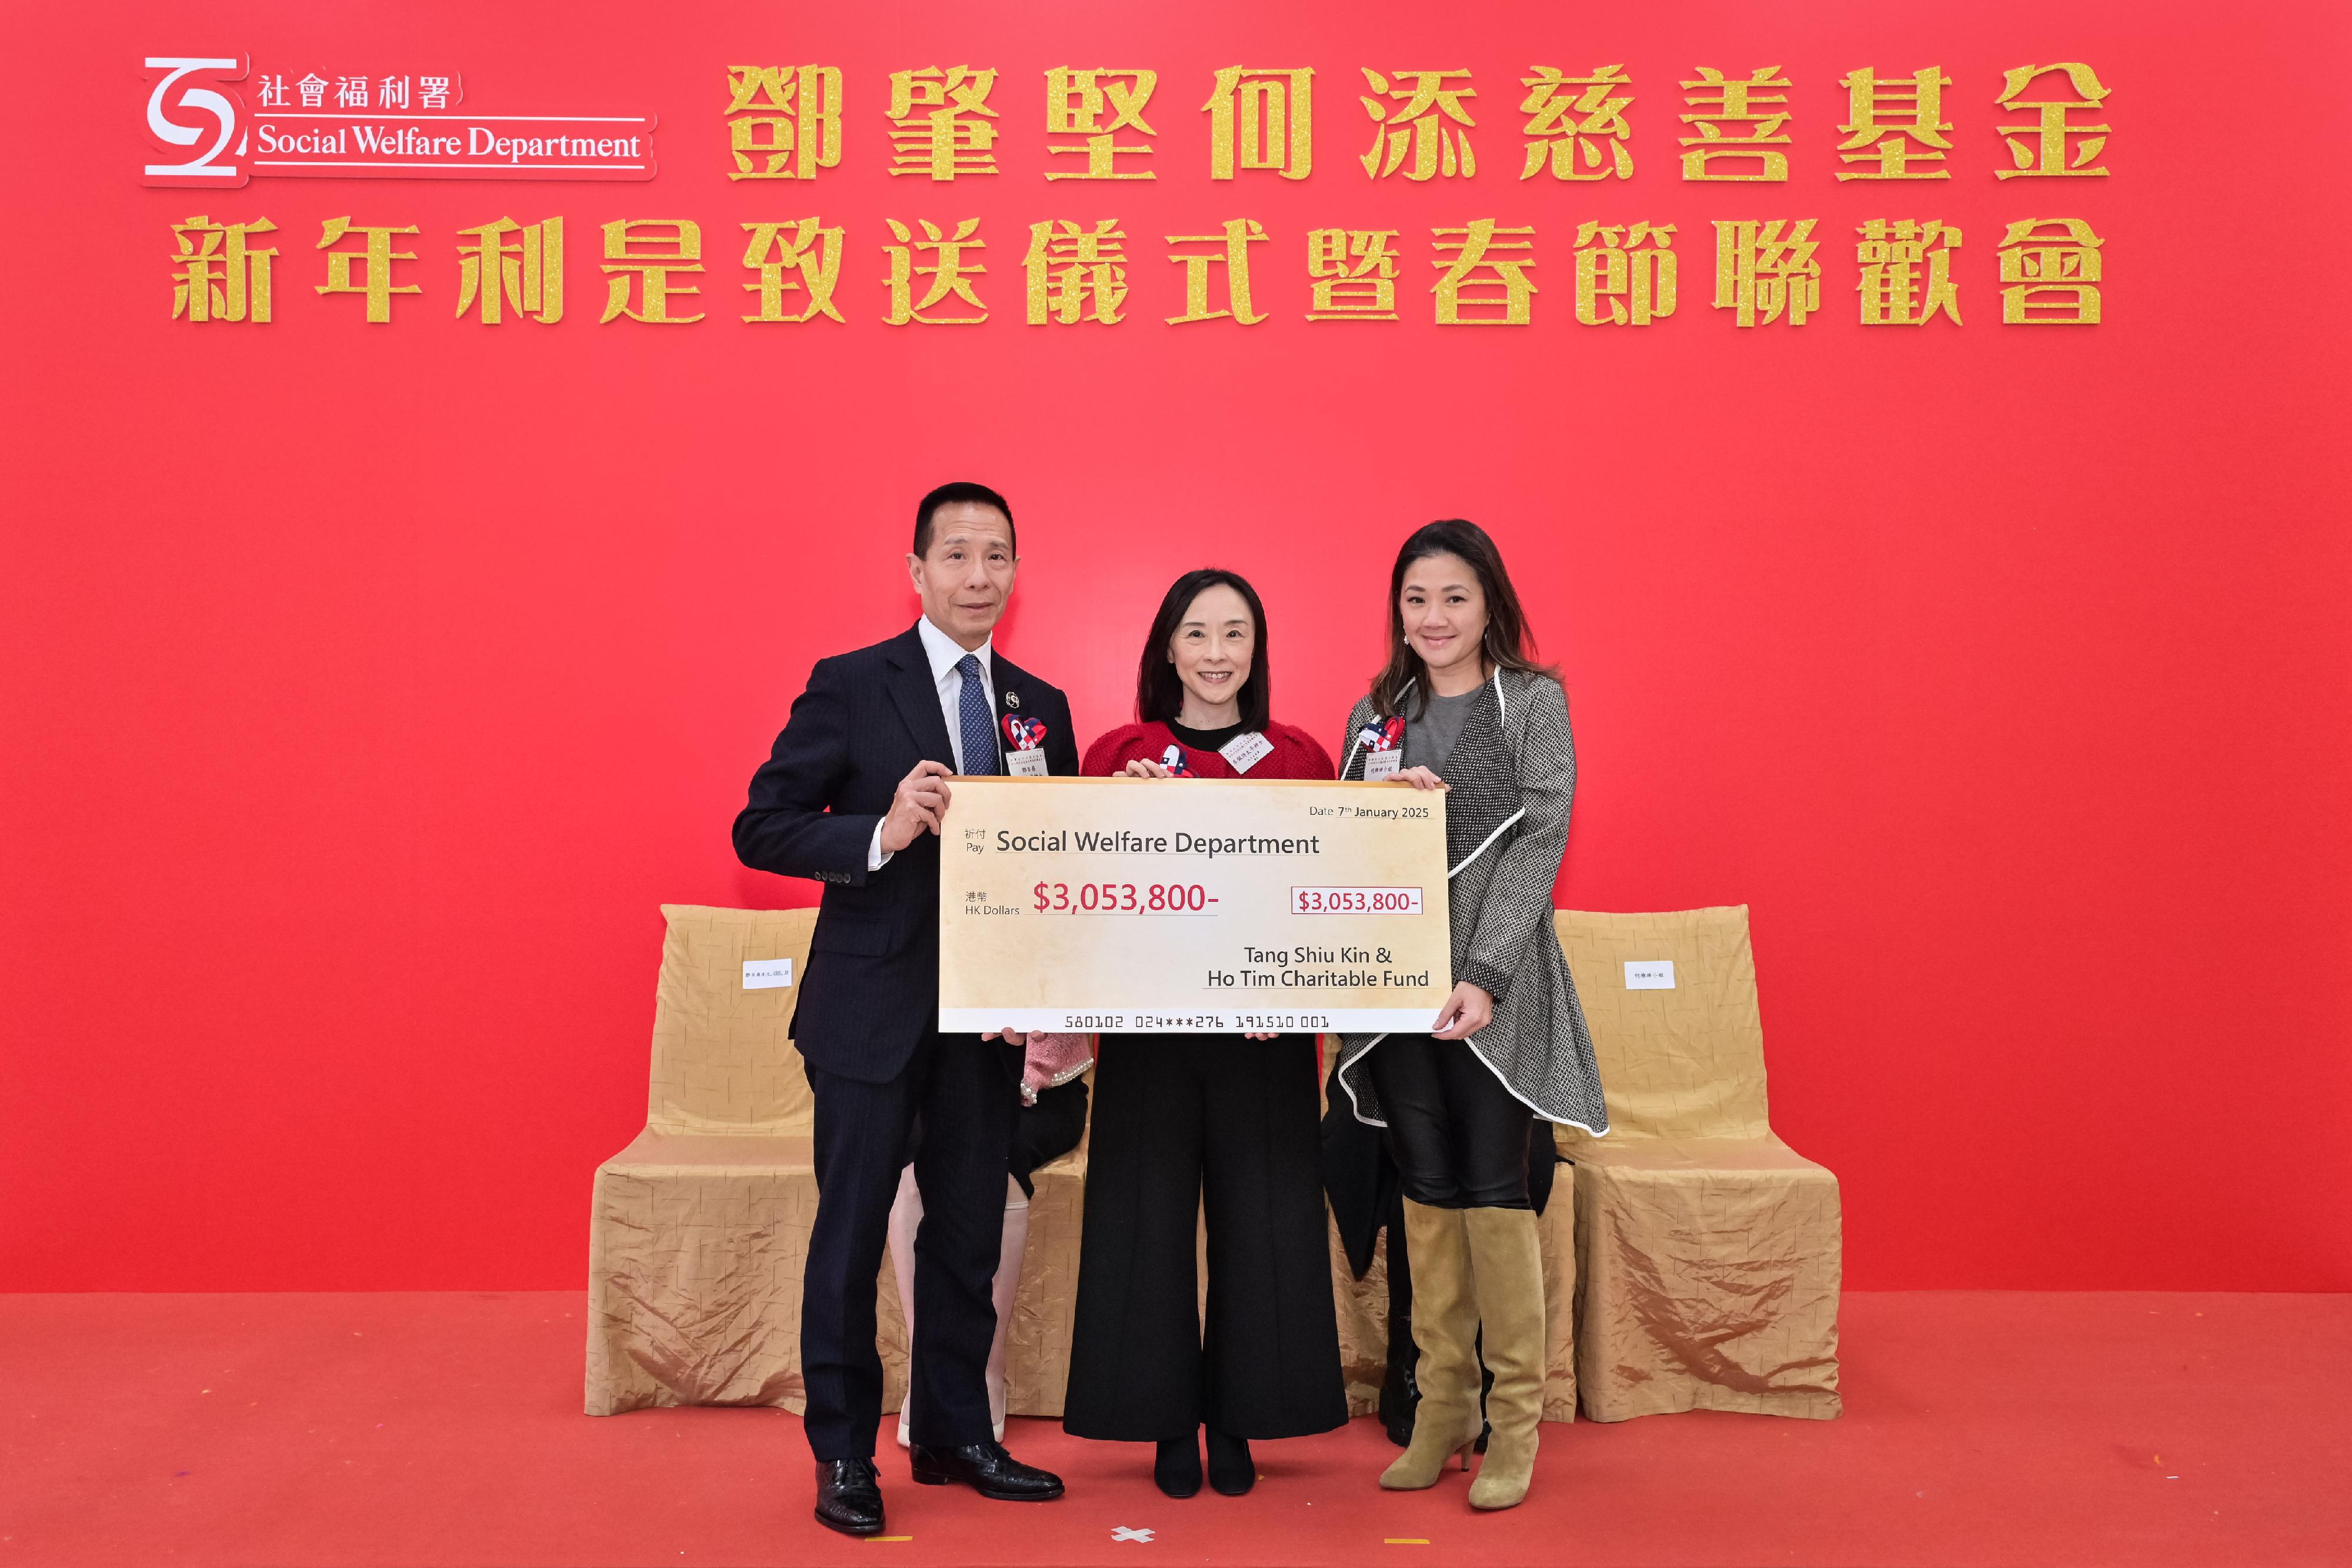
[1402,686,1481,773]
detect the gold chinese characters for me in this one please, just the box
[699,62,2112,181]
[171,216,2106,329]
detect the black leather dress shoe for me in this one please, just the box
[909,1440,1065,1501]
[814,1457,884,1537]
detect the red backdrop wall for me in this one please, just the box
[6,1,2348,1292]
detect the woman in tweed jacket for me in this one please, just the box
[1334,519,1606,1512]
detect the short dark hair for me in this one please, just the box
[1137,568,1272,732]
[913,482,1015,557]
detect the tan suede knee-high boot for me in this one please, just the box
[1461,1206,1545,1510]
[1379,1201,1484,1489]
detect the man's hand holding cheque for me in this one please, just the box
[887,759,1061,1050]
[881,759,956,855]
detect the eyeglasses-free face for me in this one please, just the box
[1398,550,1489,689]
[907,502,1018,649]
[1167,581,1257,726]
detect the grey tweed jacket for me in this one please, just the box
[1333,668,1609,1135]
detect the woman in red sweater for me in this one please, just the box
[1060,568,1348,1498]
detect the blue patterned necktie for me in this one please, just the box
[955,653,998,775]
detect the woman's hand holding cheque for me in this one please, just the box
[1431,981,1494,1040]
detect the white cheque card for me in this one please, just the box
[939,777,1451,1034]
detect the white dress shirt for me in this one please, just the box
[868,617,995,871]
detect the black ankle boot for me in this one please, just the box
[1205,1427,1254,1496]
[1154,1435,1202,1498]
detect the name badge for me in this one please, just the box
[1624,960,1676,990]
[1000,710,1051,777]
[1219,731,1274,774]
[1355,714,1406,783]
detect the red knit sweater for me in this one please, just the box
[1081,718,1335,781]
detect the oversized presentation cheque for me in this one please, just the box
[938,777,1452,1034]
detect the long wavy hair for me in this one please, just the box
[1369,520,1553,718]
[1136,567,1272,731]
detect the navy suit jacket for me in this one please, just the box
[732,624,1081,1082]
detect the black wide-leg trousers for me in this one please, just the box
[1063,1034,1348,1442]
[802,1031,1019,1460]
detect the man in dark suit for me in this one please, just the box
[734,482,1080,1537]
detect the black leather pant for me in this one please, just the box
[1367,1034,1534,1209]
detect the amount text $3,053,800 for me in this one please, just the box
[1031,881,1216,913]
[1021,883,1426,915]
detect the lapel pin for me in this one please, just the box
[1004,690,1021,709]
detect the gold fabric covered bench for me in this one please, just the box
[1552,907,1843,1421]
[584,905,1085,1418]
[585,906,1595,1423]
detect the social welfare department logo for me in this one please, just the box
[139,54,657,185]
[143,55,250,186]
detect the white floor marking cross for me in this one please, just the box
[1111,1526,1155,1543]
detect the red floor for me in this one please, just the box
[4,1291,2346,1567]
